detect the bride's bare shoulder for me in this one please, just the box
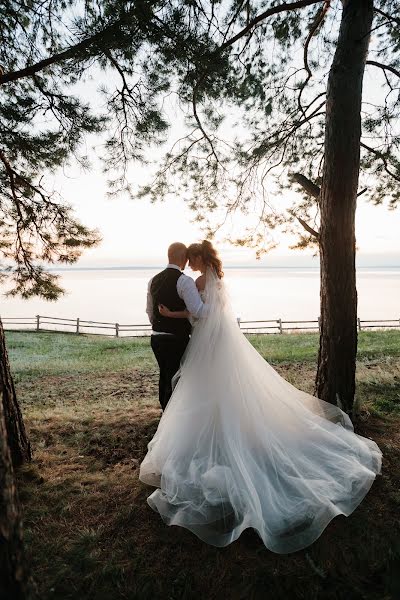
[196,274,206,291]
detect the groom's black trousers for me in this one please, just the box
[150,334,189,410]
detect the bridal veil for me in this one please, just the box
[139,269,382,553]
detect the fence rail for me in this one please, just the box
[1,315,400,337]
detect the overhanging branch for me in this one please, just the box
[374,7,400,28]
[220,0,325,51]
[296,215,320,239]
[360,142,400,183]
[357,187,367,197]
[290,172,321,198]
[1,33,100,84]
[291,172,369,200]
[288,173,320,238]
[0,18,134,85]
[298,1,330,115]
[365,60,400,80]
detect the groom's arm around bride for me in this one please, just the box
[146,242,206,410]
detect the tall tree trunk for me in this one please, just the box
[0,320,31,467]
[0,388,30,600]
[315,0,373,414]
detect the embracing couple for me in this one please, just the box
[145,241,216,410]
[140,240,382,554]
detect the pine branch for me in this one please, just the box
[365,60,400,80]
[0,21,126,84]
[290,173,368,200]
[192,87,220,165]
[374,7,400,27]
[290,172,321,198]
[296,215,320,239]
[220,0,325,51]
[298,1,331,116]
[0,149,24,220]
[360,142,400,183]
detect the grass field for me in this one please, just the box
[7,330,400,600]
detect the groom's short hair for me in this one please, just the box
[168,242,187,264]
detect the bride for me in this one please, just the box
[139,240,382,554]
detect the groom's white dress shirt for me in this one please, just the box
[146,263,206,334]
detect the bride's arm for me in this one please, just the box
[158,304,190,319]
[196,274,206,291]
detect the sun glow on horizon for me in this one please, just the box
[54,162,400,268]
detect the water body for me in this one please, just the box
[0,267,399,332]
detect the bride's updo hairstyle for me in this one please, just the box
[187,240,224,279]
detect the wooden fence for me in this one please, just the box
[1,315,400,337]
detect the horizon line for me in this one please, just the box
[43,264,400,271]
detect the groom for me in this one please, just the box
[146,242,206,410]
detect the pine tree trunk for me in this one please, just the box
[0,320,31,467]
[315,0,373,414]
[0,388,30,600]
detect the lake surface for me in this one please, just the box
[0,267,399,332]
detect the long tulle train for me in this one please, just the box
[139,270,382,553]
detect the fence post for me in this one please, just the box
[278,318,283,334]
[76,318,80,334]
[36,315,40,332]
[357,317,361,331]
[236,317,241,328]
[115,323,119,338]
[318,316,321,332]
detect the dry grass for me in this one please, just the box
[7,331,400,599]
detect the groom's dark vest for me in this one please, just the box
[150,268,192,337]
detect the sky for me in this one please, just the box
[45,28,400,270]
[55,155,400,268]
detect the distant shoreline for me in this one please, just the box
[44,265,400,272]
[1,265,399,273]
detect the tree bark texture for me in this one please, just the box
[0,320,31,467]
[315,0,374,414]
[0,388,29,600]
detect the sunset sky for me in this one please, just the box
[47,63,400,269]
[56,157,400,268]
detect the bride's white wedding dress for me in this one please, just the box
[139,269,382,553]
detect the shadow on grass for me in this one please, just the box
[17,403,400,600]
[11,342,400,599]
